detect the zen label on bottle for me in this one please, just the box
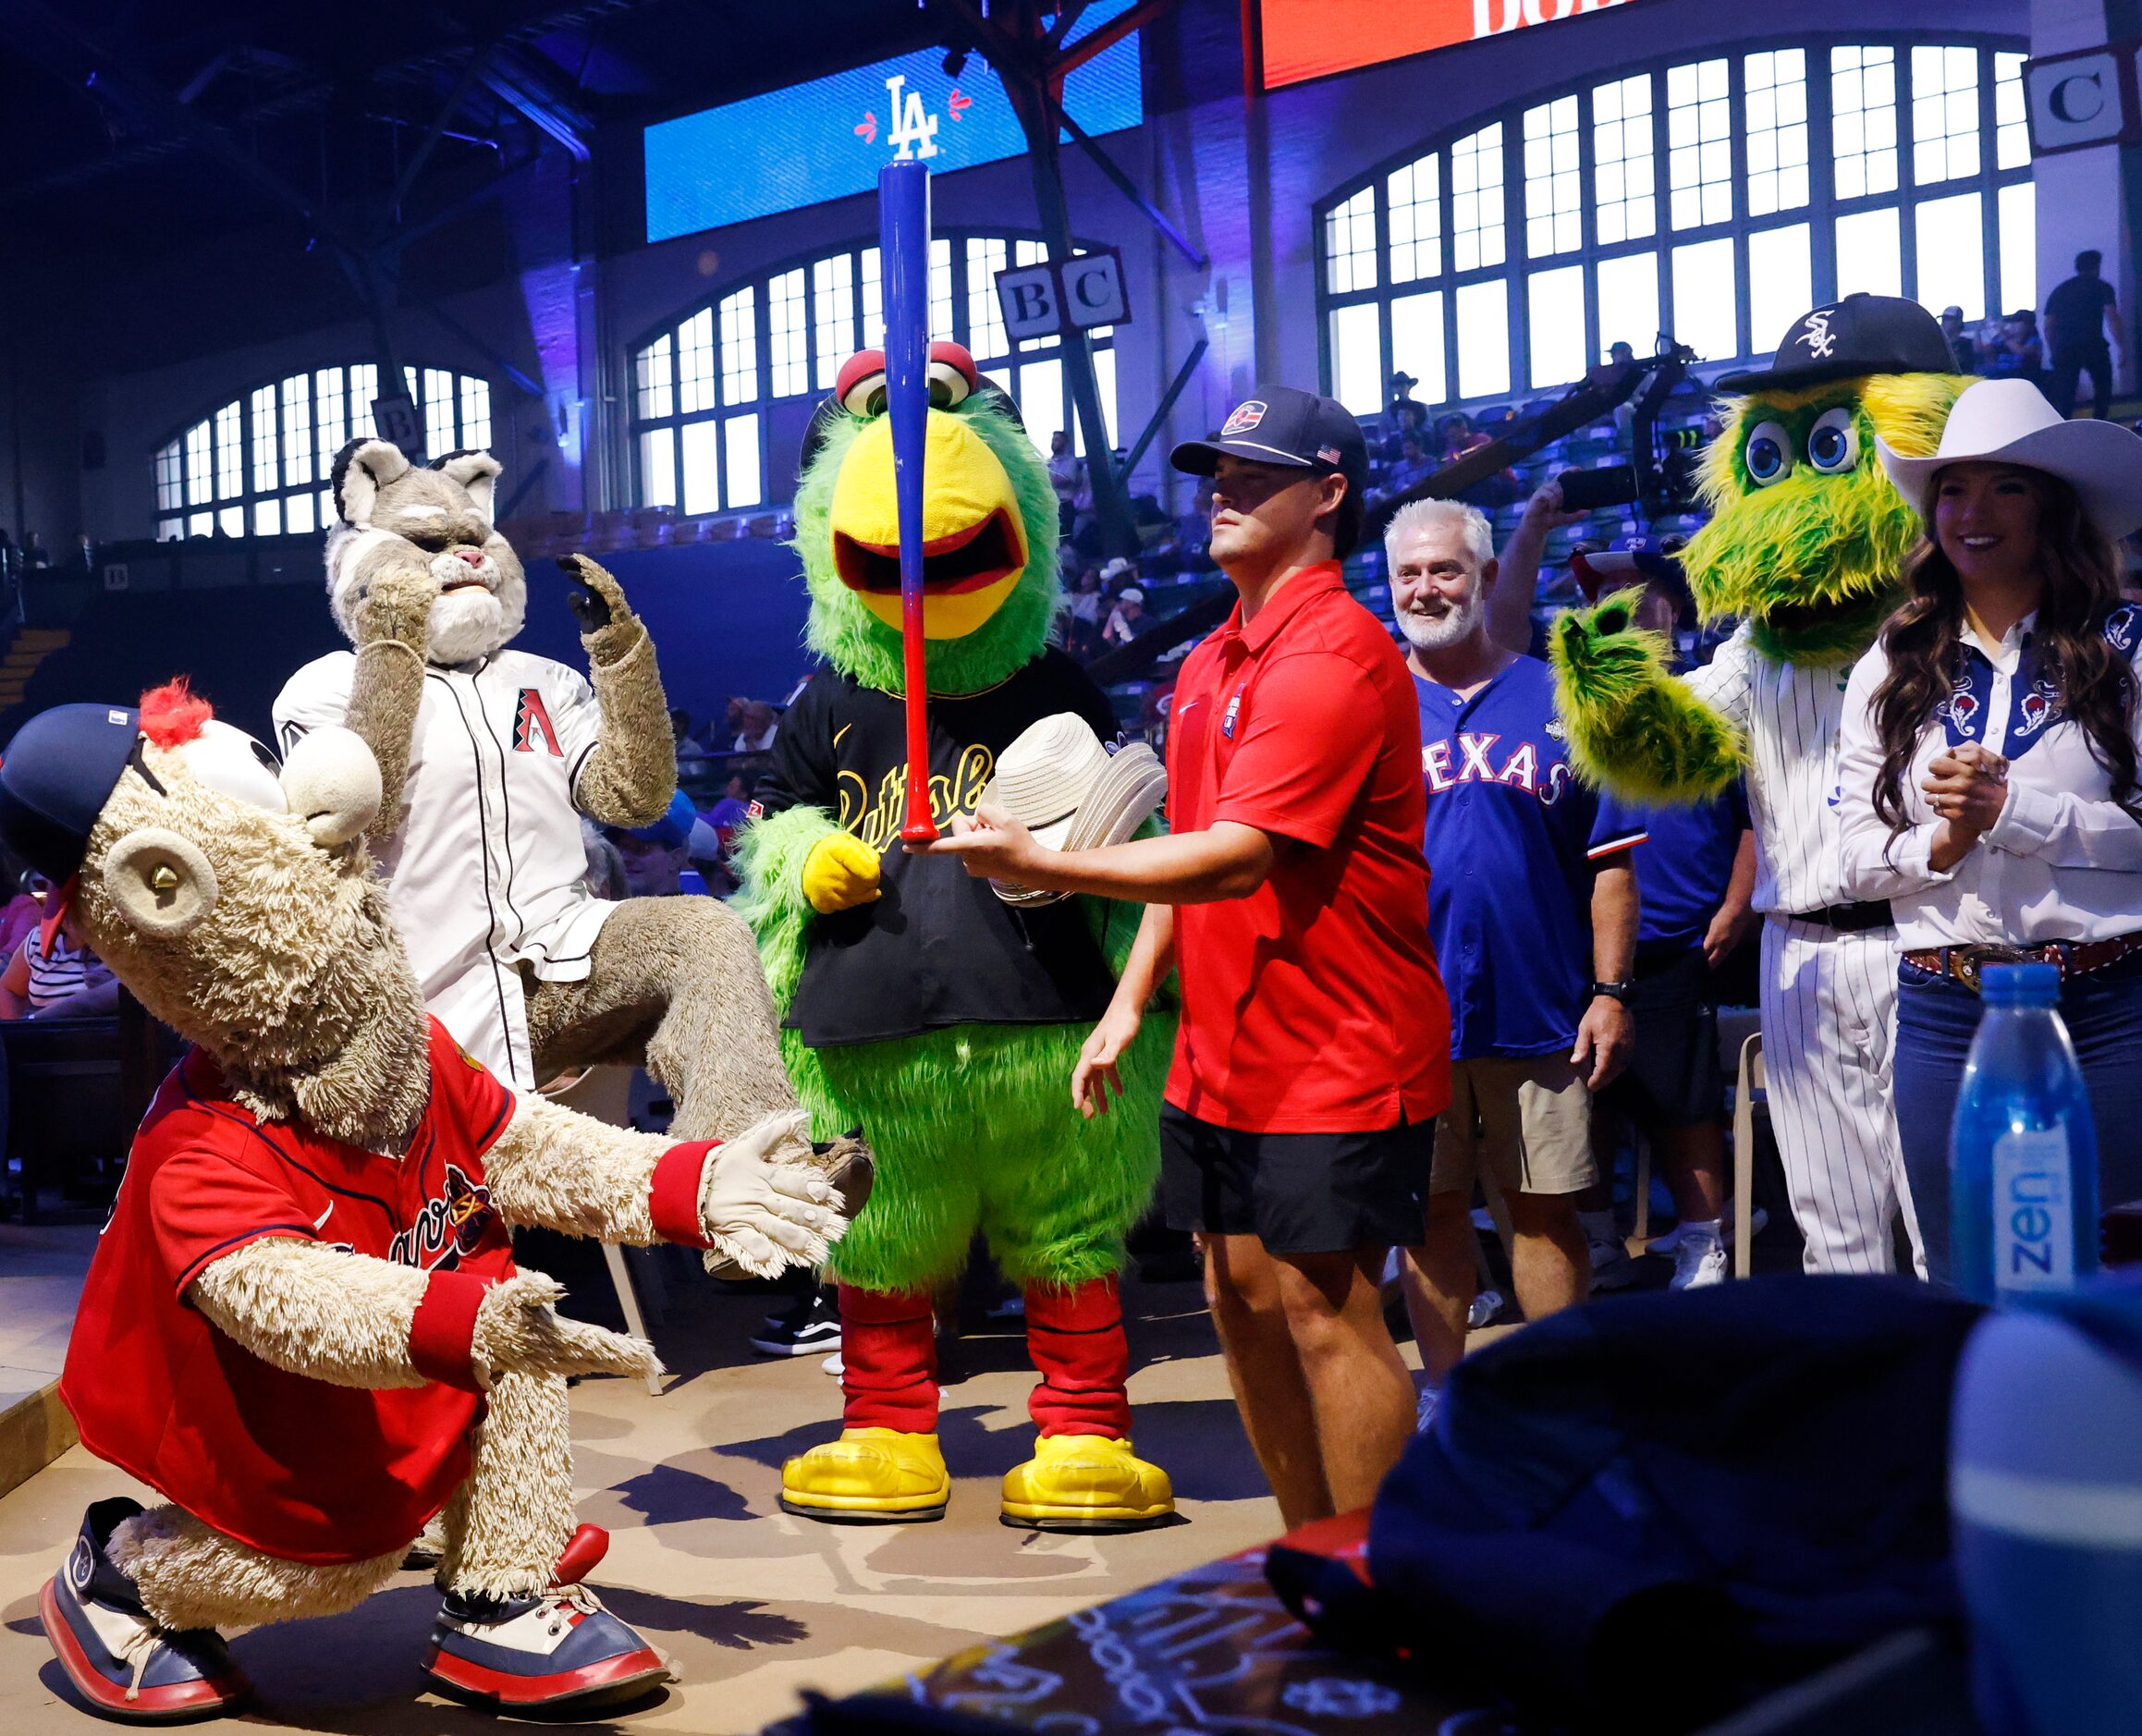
[1994,1128,2075,1293]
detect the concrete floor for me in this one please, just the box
[0,1261,1296,1734]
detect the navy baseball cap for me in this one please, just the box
[1718,293,1953,393]
[1170,385,1369,496]
[0,703,141,883]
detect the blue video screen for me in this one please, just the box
[644,5,1144,243]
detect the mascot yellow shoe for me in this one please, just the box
[1001,1435,1174,1534]
[779,1429,950,1523]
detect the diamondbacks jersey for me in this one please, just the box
[1416,655,1645,1059]
[1679,623,1861,916]
[275,649,614,1088]
[62,1018,516,1564]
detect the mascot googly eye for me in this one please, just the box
[102,828,219,938]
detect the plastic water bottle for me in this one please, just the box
[1950,962,2099,1305]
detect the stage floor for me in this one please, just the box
[0,1262,1296,1732]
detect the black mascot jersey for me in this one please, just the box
[753,649,1124,1046]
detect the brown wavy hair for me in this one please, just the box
[1869,467,2139,833]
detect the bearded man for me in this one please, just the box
[1384,498,1642,1429]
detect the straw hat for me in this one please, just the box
[1877,378,2142,541]
[979,712,1168,906]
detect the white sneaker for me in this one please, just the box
[1672,1233,1728,1290]
[1414,1385,1441,1434]
[820,1351,843,1377]
[1467,1289,1504,1329]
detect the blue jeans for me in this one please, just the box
[1893,951,2142,1284]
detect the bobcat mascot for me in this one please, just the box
[275,442,863,1240]
[6,685,844,1718]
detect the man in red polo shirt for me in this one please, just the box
[930,386,1448,1527]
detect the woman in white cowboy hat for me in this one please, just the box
[1835,377,2142,1281]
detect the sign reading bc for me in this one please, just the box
[994,249,1132,341]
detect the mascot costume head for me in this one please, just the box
[738,340,1179,1533]
[1551,292,1971,801]
[1,684,840,1721]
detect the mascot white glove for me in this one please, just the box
[697,1109,847,1279]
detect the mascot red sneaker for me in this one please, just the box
[3,686,845,1719]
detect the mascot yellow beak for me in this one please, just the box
[828,410,1028,640]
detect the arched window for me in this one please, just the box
[630,231,1117,513]
[153,364,494,541]
[1316,36,2031,414]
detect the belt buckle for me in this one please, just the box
[1956,946,2027,993]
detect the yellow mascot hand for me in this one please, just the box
[802,832,882,914]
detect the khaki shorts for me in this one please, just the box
[1430,1055,1596,1197]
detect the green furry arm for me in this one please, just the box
[1549,589,1744,804]
[735,804,842,1013]
[1078,814,1179,1011]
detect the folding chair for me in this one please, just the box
[1732,1033,1766,1281]
[538,1065,664,1395]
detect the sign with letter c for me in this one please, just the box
[2024,43,2137,156]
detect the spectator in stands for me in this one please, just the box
[730,699,778,753]
[1438,412,1521,507]
[21,532,48,569]
[1940,306,1978,375]
[2046,250,2123,421]
[1989,311,2045,388]
[1102,584,1145,647]
[1388,496,1639,1425]
[1607,340,1637,366]
[604,807,692,899]
[1064,564,1106,659]
[0,859,41,960]
[1380,434,1435,500]
[1572,548,1761,1290]
[1048,430,1088,538]
[0,903,119,1020]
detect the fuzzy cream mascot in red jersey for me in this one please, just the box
[5,684,844,1719]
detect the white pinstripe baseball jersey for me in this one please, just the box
[1683,622,1861,916]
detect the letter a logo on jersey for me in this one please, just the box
[513,687,565,756]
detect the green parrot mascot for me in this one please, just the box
[1547,293,1968,1273]
[737,340,1176,1530]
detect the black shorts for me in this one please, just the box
[1598,945,1725,1131]
[1159,1105,1436,1254]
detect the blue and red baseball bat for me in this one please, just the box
[878,159,937,846]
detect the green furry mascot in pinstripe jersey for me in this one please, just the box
[737,341,1176,1532]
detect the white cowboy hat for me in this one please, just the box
[979,712,1168,906]
[1877,378,2142,541]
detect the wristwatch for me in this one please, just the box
[1587,979,1634,1004]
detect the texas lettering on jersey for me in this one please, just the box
[513,686,565,756]
[1424,731,1574,805]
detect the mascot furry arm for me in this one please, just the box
[1548,371,1967,803]
[328,440,674,836]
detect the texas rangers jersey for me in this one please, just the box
[275,649,614,1088]
[1415,655,1645,1059]
[62,1017,516,1564]
[1680,623,1859,916]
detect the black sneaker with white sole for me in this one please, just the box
[40,1498,251,1723]
[752,1285,841,1357]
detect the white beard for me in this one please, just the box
[426,587,507,666]
[1398,592,1484,653]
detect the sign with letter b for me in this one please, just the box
[995,249,1132,341]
